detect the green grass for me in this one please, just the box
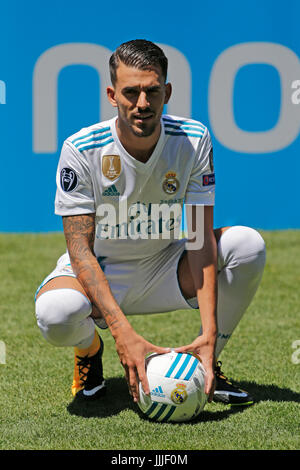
[0,231,299,450]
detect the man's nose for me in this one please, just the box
[136,91,149,109]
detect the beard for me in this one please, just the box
[130,119,158,137]
[118,105,161,138]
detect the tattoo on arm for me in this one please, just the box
[63,213,95,257]
[62,214,126,333]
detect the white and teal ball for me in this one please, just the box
[138,351,207,423]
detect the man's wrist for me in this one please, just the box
[107,314,133,340]
[201,329,217,345]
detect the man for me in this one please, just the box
[35,39,266,409]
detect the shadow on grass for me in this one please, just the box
[67,376,135,418]
[191,380,300,424]
[233,380,300,404]
[67,376,300,422]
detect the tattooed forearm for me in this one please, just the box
[62,214,129,336]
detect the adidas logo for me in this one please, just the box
[151,386,165,398]
[102,184,120,196]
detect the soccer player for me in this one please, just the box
[35,39,266,407]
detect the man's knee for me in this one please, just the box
[218,225,266,274]
[35,288,92,346]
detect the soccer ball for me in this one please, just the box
[137,350,207,423]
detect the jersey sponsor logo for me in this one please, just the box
[102,155,121,181]
[162,171,180,194]
[95,201,183,240]
[203,173,215,186]
[60,167,78,192]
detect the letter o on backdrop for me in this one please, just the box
[209,42,300,153]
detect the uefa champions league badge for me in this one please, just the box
[171,383,188,404]
[60,168,78,192]
[162,171,180,194]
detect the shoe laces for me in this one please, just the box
[76,354,92,387]
[215,361,232,385]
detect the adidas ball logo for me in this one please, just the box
[151,386,165,398]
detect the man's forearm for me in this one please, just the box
[187,234,218,341]
[74,253,130,335]
[62,214,132,338]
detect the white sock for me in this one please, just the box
[198,226,266,358]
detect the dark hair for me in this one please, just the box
[109,39,168,85]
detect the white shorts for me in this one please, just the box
[35,239,195,318]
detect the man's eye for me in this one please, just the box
[124,89,137,96]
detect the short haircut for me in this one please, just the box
[109,39,168,85]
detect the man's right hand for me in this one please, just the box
[114,326,171,402]
[174,334,216,402]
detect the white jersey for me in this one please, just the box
[55,114,215,262]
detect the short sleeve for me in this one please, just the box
[185,128,215,206]
[55,141,95,216]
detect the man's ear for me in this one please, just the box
[164,82,172,105]
[107,86,118,107]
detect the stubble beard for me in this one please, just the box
[117,105,162,139]
[130,112,162,138]
[130,121,157,138]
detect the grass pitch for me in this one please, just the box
[0,230,299,450]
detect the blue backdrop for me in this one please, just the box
[1,0,300,232]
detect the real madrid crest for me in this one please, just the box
[171,383,188,405]
[102,155,121,181]
[162,171,179,194]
